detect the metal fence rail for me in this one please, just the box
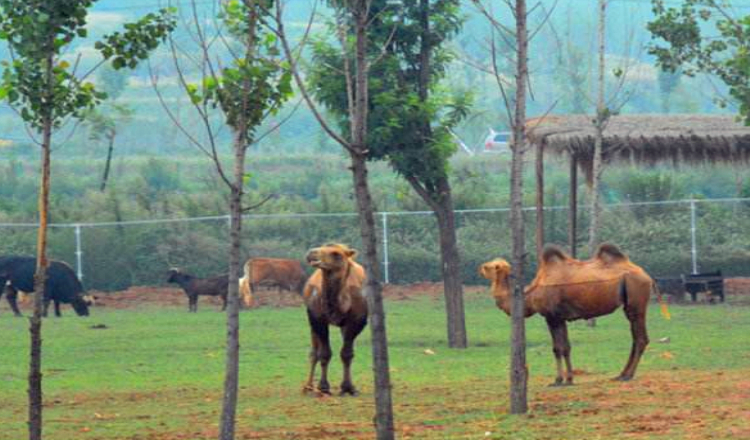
[1,197,749,290]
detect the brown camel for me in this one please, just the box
[302,243,368,395]
[480,243,667,385]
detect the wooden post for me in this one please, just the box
[535,142,544,259]
[568,155,578,258]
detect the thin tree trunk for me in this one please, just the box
[29,47,56,440]
[414,0,467,349]
[433,179,467,349]
[351,3,394,437]
[535,142,544,259]
[509,0,529,415]
[351,152,395,440]
[100,132,116,192]
[588,0,607,256]
[218,129,246,440]
[587,0,607,328]
[568,155,578,258]
[29,116,51,440]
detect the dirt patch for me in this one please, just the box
[6,279,748,314]
[79,282,488,311]
[725,278,750,297]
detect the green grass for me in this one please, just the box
[1,293,749,439]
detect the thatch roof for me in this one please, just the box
[526,114,750,178]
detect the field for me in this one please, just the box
[1,286,749,440]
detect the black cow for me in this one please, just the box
[167,268,229,312]
[0,256,90,317]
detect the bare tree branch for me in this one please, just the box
[241,193,276,212]
[272,0,354,153]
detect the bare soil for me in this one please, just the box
[8,278,746,313]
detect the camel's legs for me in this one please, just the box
[616,310,649,381]
[561,324,573,384]
[317,332,332,394]
[339,317,367,396]
[306,316,332,394]
[303,333,320,393]
[547,318,573,386]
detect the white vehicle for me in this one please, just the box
[483,128,511,153]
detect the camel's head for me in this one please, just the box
[479,258,511,283]
[479,259,511,313]
[479,258,535,317]
[306,243,357,272]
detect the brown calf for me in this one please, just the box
[238,258,306,307]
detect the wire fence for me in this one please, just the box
[1,198,749,291]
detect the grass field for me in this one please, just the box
[1,290,749,440]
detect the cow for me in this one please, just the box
[166,268,229,312]
[238,257,306,307]
[0,256,90,317]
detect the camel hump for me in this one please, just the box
[595,243,628,263]
[541,245,570,265]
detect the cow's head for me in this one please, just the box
[166,268,186,283]
[82,294,98,306]
[70,295,90,316]
[306,243,357,272]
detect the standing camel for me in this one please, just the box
[480,243,668,385]
[303,243,368,395]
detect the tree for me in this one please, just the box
[507,0,530,416]
[546,9,591,115]
[471,0,531,414]
[86,66,132,192]
[274,0,396,437]
[153,1,291,438]
[0,2,174,439]
[648,0,750,124]
[85,103,133,192]
[308,0,471,348]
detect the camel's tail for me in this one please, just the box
[653,281,671,320]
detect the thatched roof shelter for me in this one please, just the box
[527,114,750,180]
[525,114,750,259]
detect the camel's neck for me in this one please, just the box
[493,276,533,317]
[321,264,350,314]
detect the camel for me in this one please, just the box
[480,243,668,385]
[302,243,368,395]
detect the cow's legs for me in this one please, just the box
[616,309,649,381]
[3,285,23,317]
[42,298,51,317]
[188,295,197,312]
[547,318,573,386]
[220,294,227,311]
[339,317,367,396]
[54,300,62,317]
[5,286,23,317]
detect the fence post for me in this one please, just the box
[74,224,83,281]
[690,199,698,274]
[381,212,390,284]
